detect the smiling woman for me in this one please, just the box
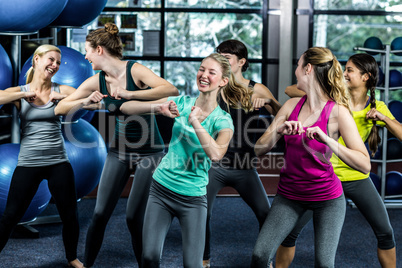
[0,44,83,268]
[119,53,255,267]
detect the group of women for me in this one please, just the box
[0,21,400,268]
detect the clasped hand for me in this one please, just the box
[278,120,328,144]
[158,100,180,118]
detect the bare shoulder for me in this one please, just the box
[278,97,301,116]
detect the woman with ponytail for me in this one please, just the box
[0,45,83,267]
[55,23,178,267]
[251,47,371,267]
[202,40,281,268]
[276,53,401,268]
[120,53,253,267]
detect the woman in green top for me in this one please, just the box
[120,53,253,267]
[277,53,402,268]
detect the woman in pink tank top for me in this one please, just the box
[250,47,371,268]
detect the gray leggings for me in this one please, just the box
[142,180,207,268]
[251,193,346,268]
[204,164,270,260]
[281,178,395,250]
[84,150,164,267]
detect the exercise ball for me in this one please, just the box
[377,67,384,87]
[388,100,402,123]
[0,0,68,33]
[391,37,402,56]
[51,0,108,27]
[369,172,381,193]
[386,138,402,160]
[0,44,12,109]
[386,171,402,196]
[19,46,95,122]
[0,143,52,223]
[389,70,402,88]
[363,37,383,55]
[62,119,107,199]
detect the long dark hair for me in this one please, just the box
[216,39,249,72]
[348,53,380,157]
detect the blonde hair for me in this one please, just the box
[203,53,253,112]
[302,47,351,112]
[25,44,61,84]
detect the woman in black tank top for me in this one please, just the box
[55,23,178,268]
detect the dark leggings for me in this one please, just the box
[203,163,270,260]
[84,150,164,267]
[252,194,346,267]
[142,180,207,268]
[0,162,79,262]
[281,178,396,250]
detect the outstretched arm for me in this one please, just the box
[0,86,35,109]
[112,63,178,100]
[285,84,305,98]
[55,75,105,115]
[252,83,282,115]
[120,98,179,118]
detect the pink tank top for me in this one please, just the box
[278,95,343,201]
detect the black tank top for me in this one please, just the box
[99,61,164,155]
[218,80,273,169]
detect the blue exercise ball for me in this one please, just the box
[363,37,383,55]
[0,143,52,223]
[0,0,68,33]
[387,138,402,160]
[377,67,384,87]
[51,0,108,27]
[391,37,402,56]
[369,172,381,193]
[0,44,13,109]
[19,46,95,122]
[386,171,402,196]
[389,70,402,88]
[62,119,107,199]
[389,100,402,123]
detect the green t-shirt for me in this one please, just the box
[153,95,234,196]
[330,100,395,181]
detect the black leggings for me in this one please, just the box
[142,180,207,268]
[0,162,79,262]
[84,150,164,267]
[281,178,395,250]
[204,164,270,260]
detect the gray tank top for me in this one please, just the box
[18,83,69,167]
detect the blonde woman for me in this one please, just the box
[120,53,252,267]
[0,45,82,268]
